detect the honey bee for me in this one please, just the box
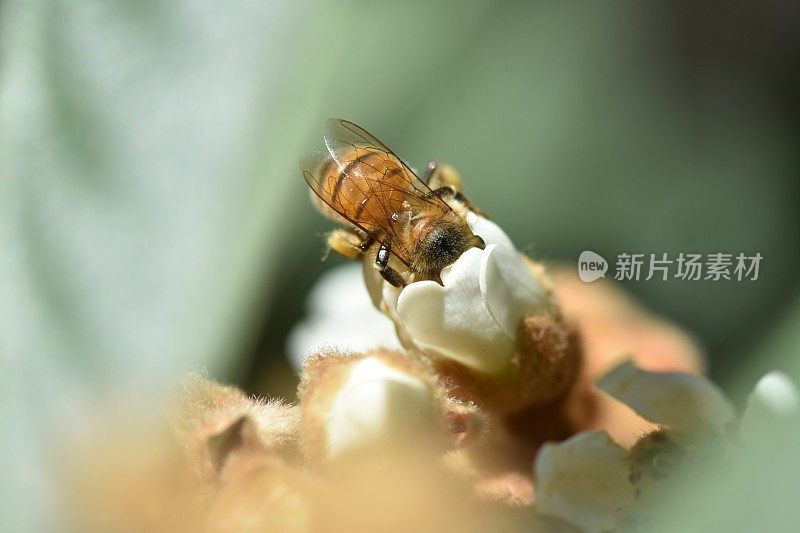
[302,119,485,287]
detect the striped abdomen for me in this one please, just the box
[315,147,415,230]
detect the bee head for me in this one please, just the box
[413,216,485,279]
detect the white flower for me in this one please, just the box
[739,371,800,445]
[287,264,401,370]
[595,360,736,443]
[533,362,799,531]
[535,431,635,533]
[379,213,555,375]
[324,357,436,459]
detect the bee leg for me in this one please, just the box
[358,235,375,252]
[424,161,488,217]
[376,243,406,288]
[420,161,438,185]
[327,228,369,259]
[433,186,488,218]
[422,160,463,192]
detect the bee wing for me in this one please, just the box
[300,144,390,238]
[302,119,452,265]
[301,166,382,233]
[322,119,445,202]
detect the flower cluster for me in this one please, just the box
[65,203,798,532]
[535,364,799,532]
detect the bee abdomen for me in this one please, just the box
[326,150,384,210]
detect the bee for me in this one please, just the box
[302,119,485,287]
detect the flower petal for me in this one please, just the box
[535,431,634,533]
[596,361,736,438]
[395,246,515,374]
[466,211,515,249]
[325,357,435,459]
[740,371,800,444]
[287,264,401,370]
[481,243,553,338]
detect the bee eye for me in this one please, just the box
[474,236,486,250]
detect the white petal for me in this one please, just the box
[481,243,553,338]
[325,357,435,459]
[740,371,800,444]
[535,431,634,533]
[396,246,515,374]
[466,211,515,249]
[596,361,736,439]
[287,264,401,370]
[306,261,371,315]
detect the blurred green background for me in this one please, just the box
[2,1,799,530]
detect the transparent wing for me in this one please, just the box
[322,119,448,204]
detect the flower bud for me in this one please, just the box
[299,349,451,463]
